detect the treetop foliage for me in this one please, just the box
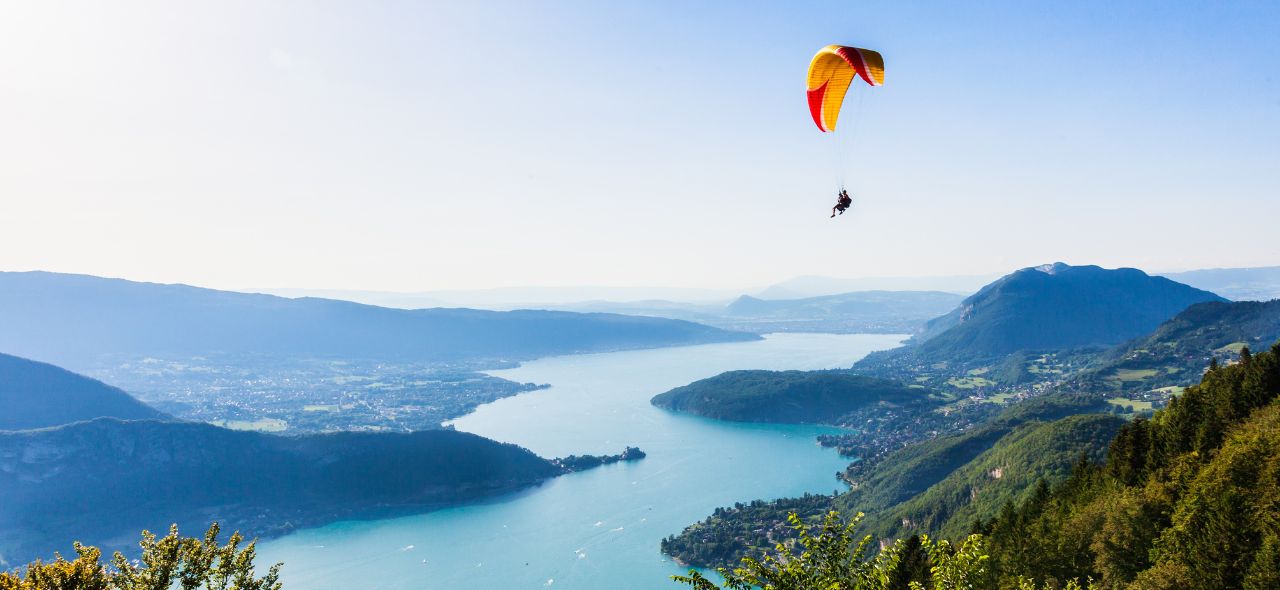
[672,511,1091,590]
[0,524,280,590]
[982,341,1280,589]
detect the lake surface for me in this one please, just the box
[258,333,905,589]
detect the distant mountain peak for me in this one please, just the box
[861,263,1225,366]
[1032,262,1072,275]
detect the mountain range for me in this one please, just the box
[716,291,964,333]
[650,264,1249,441]
[253,265,1280,313]
[1161,265,1280,301]
[657,263,1280,569]
[0,271,755,371]
[855,264,1225,379]
[561,291,965,334]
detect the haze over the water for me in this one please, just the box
[2,1,1277,292]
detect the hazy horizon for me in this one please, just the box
[9,261,1280,311]
[1,261,1272,300]
[3,1,1278,292]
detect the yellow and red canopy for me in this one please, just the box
[806,45,885,132]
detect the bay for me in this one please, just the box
[258,333,905,589]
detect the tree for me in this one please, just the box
[0,544,110,590]
[888,536,931,590]
[0,524,281,590]
[671,511,995,590]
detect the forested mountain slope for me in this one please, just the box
[1072,299,1280,393]
[0,419,560,566]
[834,394,1109,516]
[661,394,1112,569]
[650,370,935,424]
[866,413,1125,540]
[983,342,1280,589]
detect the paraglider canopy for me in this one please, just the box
[806,45,884,132]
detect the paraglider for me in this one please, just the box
[807,44,884,218]
[807,45,884,133]
[830,189,852,218]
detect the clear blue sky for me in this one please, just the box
[2,1,1277,291]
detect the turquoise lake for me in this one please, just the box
[258,332,905,589]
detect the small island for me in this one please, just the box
[553,446,647,472]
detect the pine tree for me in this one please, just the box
[887,535,931,590]
[1244,534,1280,590]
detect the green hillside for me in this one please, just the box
[983,341,1280,588]
[663,342,1280,589]
[868,413,1125,540]
[835,394,1108,515]
[661,394,1109,569]
[650,370,936,424]
[1074,299,1280,393]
